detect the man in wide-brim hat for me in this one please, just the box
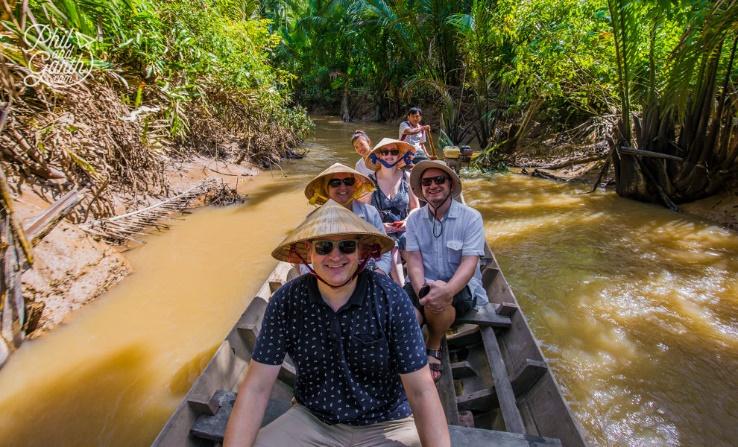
[224,200,450,447]
[303,162,392,275]
[404,160,488,383]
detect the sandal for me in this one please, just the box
[427,348,443,383]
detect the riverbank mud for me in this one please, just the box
[14,155,259,338]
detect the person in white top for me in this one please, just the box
[351,130,374,177]
[399,107,430,163]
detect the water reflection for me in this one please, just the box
[465,172,738,447]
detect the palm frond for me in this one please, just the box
[81,179,218,244]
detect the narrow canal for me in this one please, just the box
[0,117,736,446]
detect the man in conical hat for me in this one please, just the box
[303,162,391,275]
[224,201,450,447]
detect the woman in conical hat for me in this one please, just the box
[272,199,394,288]
[304,163,374,206]
[364,138,419,285]
[303,163,392,275]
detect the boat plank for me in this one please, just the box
[449,425,561,447]
[480,327,526,433]
[437,337,460,425]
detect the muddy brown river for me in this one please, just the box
[0,117,736,446]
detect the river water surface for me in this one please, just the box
[0,117,736,446]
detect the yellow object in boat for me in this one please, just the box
[443,146,460,159]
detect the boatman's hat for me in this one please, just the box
[271,200,394,263]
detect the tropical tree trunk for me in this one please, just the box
[607,1,738,208]
[340,82,351,122]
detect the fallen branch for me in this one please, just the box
[518,153,607,170]
[530,169,571,182]
[618,146,684,162]
[519,168,572,182]
[25,188,87,245]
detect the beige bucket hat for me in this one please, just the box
[304,163,375,206]
[409,159,462,199]
[272,199,395,263]
[364,138,416,171]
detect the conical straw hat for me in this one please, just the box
[304,163,375,206]
[272,199,395,263]
[409,159,462,199]
[364,138,416,171]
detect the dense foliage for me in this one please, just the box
[262,0,738,204]
[0,0,311,217]
[261,0,618,142]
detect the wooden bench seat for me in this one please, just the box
[449,425,561,447]
[454,303,513,328]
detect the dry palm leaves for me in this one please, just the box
[81,179,218,244]
[1,76,169,219]
[206,181,245,207]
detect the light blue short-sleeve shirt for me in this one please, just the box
[405,200,487,305]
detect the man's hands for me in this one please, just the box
[418,280,453,314]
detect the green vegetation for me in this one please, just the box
[262,0,738,206]
[1,0,311,216]
[2,0,737,208]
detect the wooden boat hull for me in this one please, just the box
[153,252,588,447]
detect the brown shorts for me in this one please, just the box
[254,404,420,447]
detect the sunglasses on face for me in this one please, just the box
[327,177,356,188]
[312,239,358,256]
[378,149,400,156]
[421,175,448,187]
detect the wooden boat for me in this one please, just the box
[152,241,589,446]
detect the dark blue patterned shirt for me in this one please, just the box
[252,270,427,425]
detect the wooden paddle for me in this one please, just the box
[426,128,439,160]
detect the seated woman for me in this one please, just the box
[303,163,392,275]
[364,138,419,285]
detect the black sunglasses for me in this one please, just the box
[312,240,358,256]
[378,149,400,156]
[327,177,356,188]
[421,175,448,187]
